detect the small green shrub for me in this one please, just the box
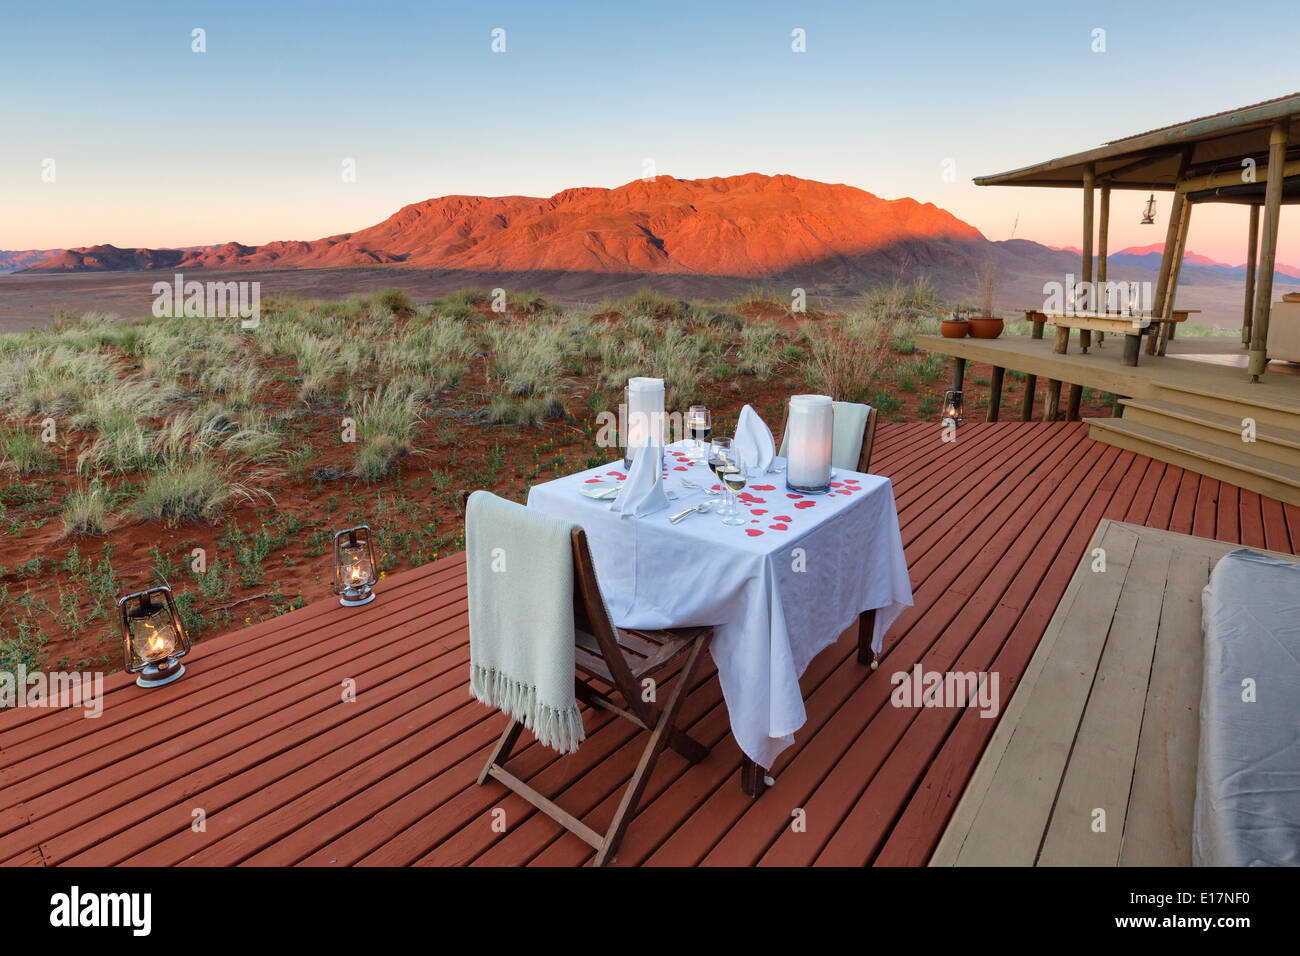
[0,428,55,474]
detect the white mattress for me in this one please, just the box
[1193,548,1300,866]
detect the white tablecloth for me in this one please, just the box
[527,441,913,768]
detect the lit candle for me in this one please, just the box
[785,395,833,493]
[624,377,664,468]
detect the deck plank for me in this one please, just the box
[926,519,1138,865]
[1119,548,1209,866]
[1036,536,1172,866]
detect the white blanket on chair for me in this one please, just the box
[466,491,586,754]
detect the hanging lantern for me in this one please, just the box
[785,394,834,494]
[1140,194,1157,225]
[333,525,378,607]
[117,583,191,688]
[942,390,964,427]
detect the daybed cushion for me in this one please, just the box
[1193,548,1300,866]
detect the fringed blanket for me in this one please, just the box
[466,491,586,754]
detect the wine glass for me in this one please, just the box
[707,437,734,516]
[686,405,711,460]
[719,454,749,526]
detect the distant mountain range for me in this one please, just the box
[10,174,989,280]
[1048,243,1300,280]
[4,175,1298,328]
[0,249,63,274]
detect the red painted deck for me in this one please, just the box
[3,422,1298,867]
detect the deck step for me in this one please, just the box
[1154,379,1300,429]
[1089,417,1300,506]
[1120,398,1300,467]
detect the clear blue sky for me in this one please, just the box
[2,0,1297,263]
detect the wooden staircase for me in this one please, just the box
[1089,384,1300,505]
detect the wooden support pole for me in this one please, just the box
[1156,199,1193,355]
[987,365,1004,422]
[1122,334,1141,366]
[1250,121,1288,381]
[1080,164,1095,352]
[1019,374,1037,421]
[1044,324,1069,420]
[1149,151,1192,354]
[1043,381,1062,421]
[1096,181,1111,347]
[1066,384,1083,421]
[951,356,966,392]
[1242,204,1261,349]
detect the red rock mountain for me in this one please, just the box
[26,173,986,278]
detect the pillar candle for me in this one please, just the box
[624,377,664,467]
[785,394,833,493]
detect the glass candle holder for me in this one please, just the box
[785,395,834,494]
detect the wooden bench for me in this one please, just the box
[931,519,1299,866]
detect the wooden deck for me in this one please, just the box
[917,332,1300,412]
[3,422,1298,867]
[920,333,1300,505]
[933,520,1299,867]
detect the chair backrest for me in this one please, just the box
[777,400,879,474]
[461,488,642,705]
[569,528,642,701]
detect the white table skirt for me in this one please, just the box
[527,441,913,768]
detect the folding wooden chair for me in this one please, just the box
[462,491,713,866]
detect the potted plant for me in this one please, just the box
[968,258,1003,338]
[940,312,970,338]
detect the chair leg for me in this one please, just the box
[477,717,525,786]
[667,726,709,764]
[594,633,711,866]
[856,608,878,668]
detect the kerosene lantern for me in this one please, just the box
[333,525,378,607]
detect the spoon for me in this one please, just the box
[670,500,716,524]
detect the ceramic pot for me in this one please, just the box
[968,316,1004,339]
[940,318,970,339]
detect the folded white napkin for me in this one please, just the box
[613,438,669,518]
[733,404,776,473]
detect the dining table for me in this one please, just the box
[526,440,913,785]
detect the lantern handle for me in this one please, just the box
[111,563,176,602]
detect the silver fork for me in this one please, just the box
[679,480,720,495]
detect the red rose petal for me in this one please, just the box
[794,500,815,509]
[750,509,767,515]
[775,515,792,521]
[769,523,788,531]
[787,493,803,499]
[752,484,776,491]
[745,529,764,536]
